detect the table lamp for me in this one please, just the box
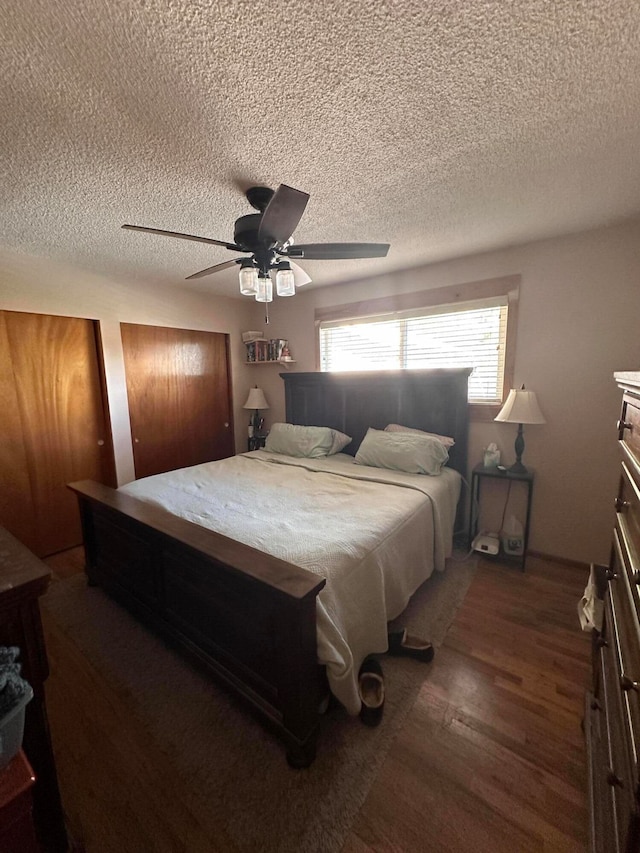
[243,386,269,436]
[494,386,545,473]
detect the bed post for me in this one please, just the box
[275,593,326,768]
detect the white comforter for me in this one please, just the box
[119,451,461,714]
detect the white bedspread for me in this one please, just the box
[119,451,461,715]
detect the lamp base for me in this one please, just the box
[510,423,527,474]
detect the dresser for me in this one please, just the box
[587,372,640,852]
[0,527,68,851]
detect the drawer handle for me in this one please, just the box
[620,675,639,693]
[615,497,631,512]
[618,420,633,432]
[607,770,625,788]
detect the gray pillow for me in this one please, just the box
[355,428,449,475]
[263,423,351,458]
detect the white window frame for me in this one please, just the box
[314,275,520,421]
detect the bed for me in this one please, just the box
[69,368,470,767]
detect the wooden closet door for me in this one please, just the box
[0,311,115,557]
[0,313,37,549]
[120,324,234,479]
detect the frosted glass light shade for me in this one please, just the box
[255,275,273,303]
[495,389,546,424]
[275,263,295,296]
[243,387,269,410]
[239,263,258,295]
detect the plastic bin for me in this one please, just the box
[0,685,33,768]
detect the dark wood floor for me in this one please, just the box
[43,550,590,852]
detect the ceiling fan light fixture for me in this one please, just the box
[122,183,389,298]
[275,261,295,297]
[239,259,258,295]
[255,273,273,303]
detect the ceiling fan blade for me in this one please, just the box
[185,259,242,280]
[290,261,312,287]
[258,184,310,245]
[122,224,241,251]
[286,242,390,260]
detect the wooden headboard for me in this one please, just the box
[281,368,471,477]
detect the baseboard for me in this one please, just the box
[528,549,591,571]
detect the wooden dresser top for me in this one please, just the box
[0,527,51,602]
[615,371,640,392]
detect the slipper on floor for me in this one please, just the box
[358,656,385,727]
[387,628,434,663]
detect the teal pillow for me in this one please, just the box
[355,428,449,475]
[263,423,351,458]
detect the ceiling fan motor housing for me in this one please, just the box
[233,213,266,251]
[233,213,279,275]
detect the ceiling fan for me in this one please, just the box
[122,184,390,302]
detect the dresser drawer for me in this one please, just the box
[620,394,640,474]
[609,531,640,771]
[618,462,640,571]
[601,593,638,850]
[586,690,617,853]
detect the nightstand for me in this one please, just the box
[468,463,535,571]
[248,433,268,451]
[0,752,39,853]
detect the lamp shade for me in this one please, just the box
[495,388,545,424]
[243,387,269,410]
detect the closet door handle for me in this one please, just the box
[615,497,630,512]
[606,569,618,581]
[617,420,633,432]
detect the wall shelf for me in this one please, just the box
[244,336,292,365]
[244,360,296,366]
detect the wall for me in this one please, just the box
[247,218,640,565]
[0,248,256,484]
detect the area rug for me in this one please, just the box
[43,553,477,853]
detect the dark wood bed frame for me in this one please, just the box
[69,368,470,767]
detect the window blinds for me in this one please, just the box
[318,300,508,403]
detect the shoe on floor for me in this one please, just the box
[387,628,434,663]
[358,656,385,727]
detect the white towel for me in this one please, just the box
[578,563,604,632]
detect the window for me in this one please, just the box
[315,275,519,416]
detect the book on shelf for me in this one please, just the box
[245,338,289,362]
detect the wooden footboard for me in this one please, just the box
[68,480,326,767]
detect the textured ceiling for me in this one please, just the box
[2,0,640,298]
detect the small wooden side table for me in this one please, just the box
[0,750,39,853]
[248,433,268,451]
